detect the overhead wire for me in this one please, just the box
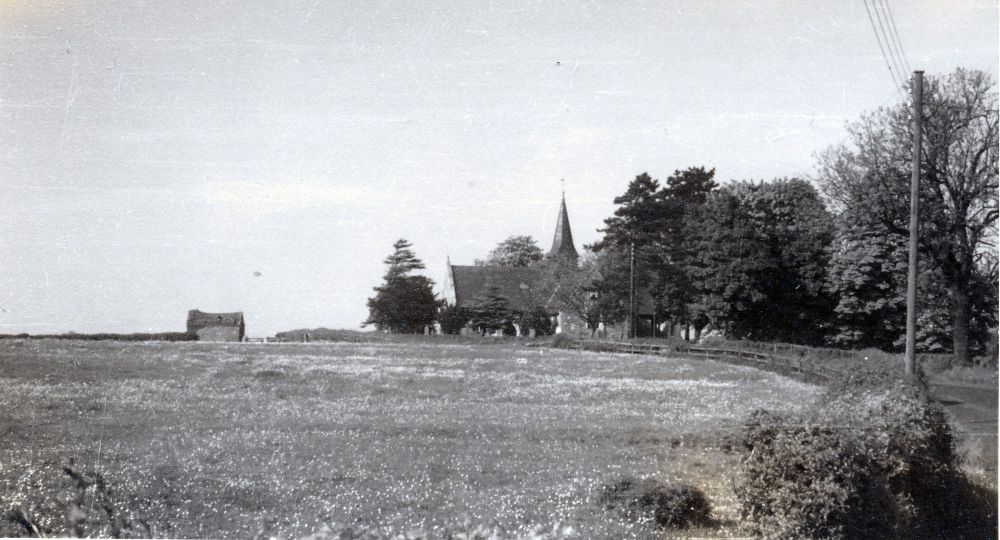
[862,0,906,100]
[871,0,909,83]
[879,0,912,74]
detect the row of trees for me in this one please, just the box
[584,68,996,363]
[364,69,996,364]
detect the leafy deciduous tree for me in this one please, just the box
[688,179,835,345]
[816,68,998,363]
[475,235,544,267]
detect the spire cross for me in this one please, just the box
[560,178,565,197]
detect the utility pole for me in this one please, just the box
[628,241,635,339]
[904,71,923,377]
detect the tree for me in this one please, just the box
[826,219,908,349]
[539,249,630,335]
[816,68,999,363]
[826,217,956,351]
[688,179,835,345]
[475,235,544,267]
[467,281,511,336]
[654,167,718,330]
[364,239,441,333]
[586,249,632,330]
[591,169,717,336]
[591,172,669,252]
[590,173,670,337]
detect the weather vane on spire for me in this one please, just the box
[561,178,565,197]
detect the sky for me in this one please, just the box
[1,0,997,336]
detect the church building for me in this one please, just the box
[440,192,656,336]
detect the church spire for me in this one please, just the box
[550,181,579,263]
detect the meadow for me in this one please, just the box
[0,339,820,538]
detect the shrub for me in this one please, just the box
[598,477,712,529]
[518,307,553,336]
[438,305,472,335]
[821,362,912,400]
[735,379,995,539]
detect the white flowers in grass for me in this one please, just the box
[0,339,819,539]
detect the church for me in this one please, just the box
[439,193,657,336]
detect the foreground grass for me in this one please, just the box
[0,339,819,538]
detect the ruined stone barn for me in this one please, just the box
[186,310,245,342]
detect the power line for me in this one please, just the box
[871,0,909,83]
[879,0,912,74]
[862,0,906,100]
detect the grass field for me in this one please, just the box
[0,339,820,538]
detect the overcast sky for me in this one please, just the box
[1,0,996,336]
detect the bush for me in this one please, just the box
[735,379,995,539]
[438,305,472,335]
[598,477,712,529]
[821,362,914,400]
[518,307,553,336]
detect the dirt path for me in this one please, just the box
[929,382,997,474]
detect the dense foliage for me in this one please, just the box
[589,173,834,344]
[476,235,545,267]
[589,169,716,335]
[466,282,512,335]
[598,478,712,530]
[826,219,958,352]
[436,305,472,335]
[516,307,553,336]
[735,377,995,539]
[815,68,999,362]
[364,239,441,333]
[687,179,836,344]
[579,69,997,358]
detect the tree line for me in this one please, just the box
[365,69,997,364]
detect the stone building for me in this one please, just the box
[186,310,245,342]
[440,193,656,336]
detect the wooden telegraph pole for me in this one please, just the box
[904,71,923,377]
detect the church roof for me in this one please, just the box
[550,194,578,262]
[449,265,545,313]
